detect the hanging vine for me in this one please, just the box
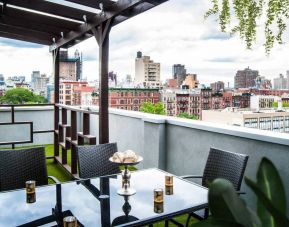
[205,0,289,55]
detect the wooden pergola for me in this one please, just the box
[0,0,168,175]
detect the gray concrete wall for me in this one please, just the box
[88,107,289,213]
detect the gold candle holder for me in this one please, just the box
[154,188,164,203]
[165,185,174,195]
[154,202,164,213]
[165,175,173,186]
[26,180,36,204]
[63,216,77,227]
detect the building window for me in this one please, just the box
[244,118,258,129]
[259,117,271,131]
[272,116,284,132]
[285,116,289,132]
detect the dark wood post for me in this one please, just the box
[92,20,112,145]
[99,33,109,144]
[53,48,60,157]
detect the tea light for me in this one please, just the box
[63,216,77,227]
[154,188,164,203]
[165,175,173,186]
[165,185,174,195]
[26,180,36,194]
[154,202,164,213]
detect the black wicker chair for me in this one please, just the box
[0,147,59,192]
[168,147,249,227]
[76,143,121,179]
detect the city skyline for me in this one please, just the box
[1,0,289,85]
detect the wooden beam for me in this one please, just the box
[112,2,155,26]
[0,23,60,42]
[49,0,147,51]
[0,15,70,36]
[4,0,97,22]
[3,6,81,32]
[65,0,116,10]
[0,31,51,45]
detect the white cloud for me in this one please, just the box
[0,0,289,86]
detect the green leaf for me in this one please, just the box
[245,177,289,227]
[208,179,261,227]
[256,157,287,227]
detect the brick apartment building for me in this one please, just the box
[59,81,88,105]
[93,88,160,111]
[162,88,212,119]
[233,93,251,108]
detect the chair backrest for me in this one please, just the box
[77,143,120,179]
[202,147,249,190]
[0,147,48,191]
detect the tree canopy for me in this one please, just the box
[140,102,166,115]
[0,88,47,104]
[178,112,199,120]
[206,0,289,54]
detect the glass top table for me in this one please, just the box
[0,168,208,227]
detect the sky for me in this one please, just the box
[0,0,289,86]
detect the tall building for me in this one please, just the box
[59,50,82,81]
[31,71,40,86]
[108,71,117,87]
[135,51,161,88]
[274,74,288,89]
[210,81,225,93]
[172,64,187,86]
[234,67,259,89]
[32,74,49,96]
[46,84,54,103]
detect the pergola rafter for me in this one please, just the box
[0,0,168,176]
[3,0,97,22]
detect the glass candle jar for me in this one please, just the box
[63,216,77,227]
[25,180,36,194]
[165,185,174,195]
[26,180,36,204]
[154,202,164,213]
[154,188,164,203]
[165,175,173,186]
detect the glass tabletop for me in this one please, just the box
[0,168,208,227]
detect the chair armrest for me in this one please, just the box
[181,175,203,179]
[48,176,60,184]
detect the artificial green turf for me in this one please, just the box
[45,144,72,182]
